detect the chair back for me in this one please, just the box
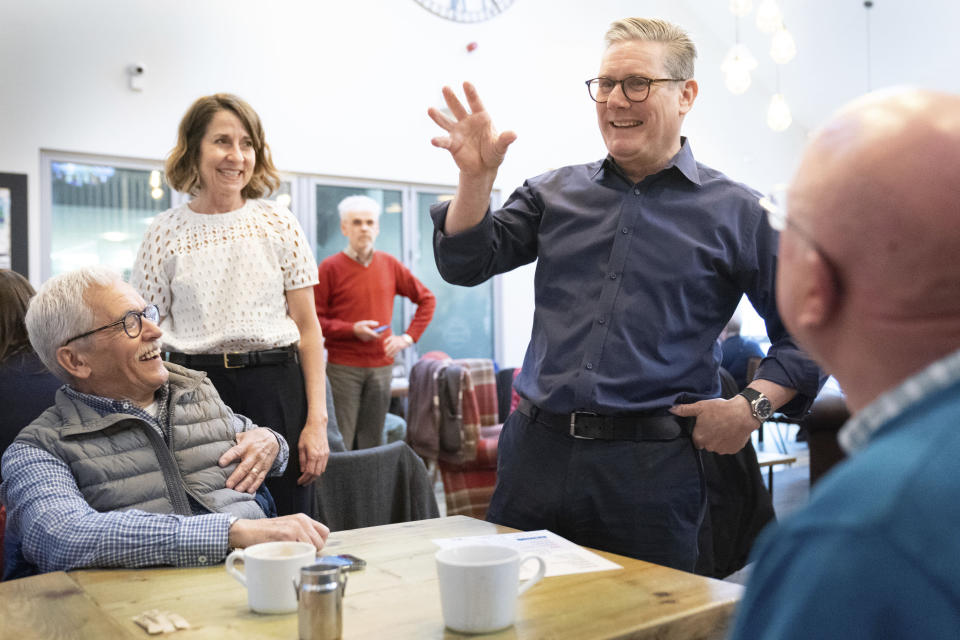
[312,441,439,531]
[745,356,762,387]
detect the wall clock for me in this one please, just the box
[412,0,516,23]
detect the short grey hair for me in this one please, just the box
[604,17,697,81]
[25,265,123,382]
[337,195,381,222]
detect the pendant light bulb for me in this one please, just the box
[729,0,753,17]
[767,93,792,131]
[756,0,783,34]
[770,26,797,64]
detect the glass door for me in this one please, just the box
[413,191,494,360]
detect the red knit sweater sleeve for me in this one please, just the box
[391,257,436,342]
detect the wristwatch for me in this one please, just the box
[738,388,774,422]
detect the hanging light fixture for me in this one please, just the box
[770,25,797,64]
[767,94,792,131]
[729,0,753,16]
[767,66,792,131]
[722,44,758,94]
[756,0,783,34]
[722,14,758,95]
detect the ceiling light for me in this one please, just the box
[767,93,792,131]
[729,0,753,16]
[756,0,783,34]
[770,26,797,64]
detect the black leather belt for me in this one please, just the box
[164,345,298,369]
[516,397,692,441]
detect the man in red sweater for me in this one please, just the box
[314,195,436,450]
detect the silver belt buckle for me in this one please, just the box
[569,412,597,439]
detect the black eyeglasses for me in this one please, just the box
[63,305,160,346]
[759,191,843,293]
[585,76,685,103]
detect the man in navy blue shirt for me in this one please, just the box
[427,17,822,571]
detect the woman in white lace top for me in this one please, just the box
[130,94,329,516]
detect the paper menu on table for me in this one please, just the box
[432,530,622,578]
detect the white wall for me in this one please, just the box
[0,0,809,366]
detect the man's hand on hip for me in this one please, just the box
[383,334,412,358]
[670,396,758,455]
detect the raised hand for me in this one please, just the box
[428,82,517,178]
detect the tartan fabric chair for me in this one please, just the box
[438,358,502,520]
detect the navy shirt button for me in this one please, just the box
[585,363,594,370]
[598,317,606,324]
[633,188,641,196]
[609,273,617,280]
[621,227,629,234]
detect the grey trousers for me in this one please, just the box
[326,362,394,450]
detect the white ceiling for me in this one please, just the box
[678,0,960,134]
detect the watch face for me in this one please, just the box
[754,397,774,420]
[412,0,516,23]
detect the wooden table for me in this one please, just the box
[1,516,742,640]
[755,450,798,498]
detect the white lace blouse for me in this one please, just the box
[130,199,319,353]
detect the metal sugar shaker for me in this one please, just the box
[294,563,348,640]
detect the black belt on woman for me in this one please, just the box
[164,345,298,369]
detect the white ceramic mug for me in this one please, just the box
[226,541,317,614]
[435,544,546,634]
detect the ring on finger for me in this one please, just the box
[251,467,260,474]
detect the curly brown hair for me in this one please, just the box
[0,269,36,363]
[165,93,281,200]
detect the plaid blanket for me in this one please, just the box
[406,357,505,519]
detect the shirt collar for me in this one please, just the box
[838,347,960,455]
[343,246,374,267]
[593,137,701,186]
[63,384,170,431]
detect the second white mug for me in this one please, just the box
[435,544,546,634]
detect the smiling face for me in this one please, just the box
[64,281,167,407]
[341,209,380,258]
[595,40,697,182]
[195,109,256,211]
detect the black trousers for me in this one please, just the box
[486,411,706,572]
[193,358,312,517]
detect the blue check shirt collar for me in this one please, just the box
[839,347,960,455]
[62,384,170,435]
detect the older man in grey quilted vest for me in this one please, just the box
[0,266,329,578]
